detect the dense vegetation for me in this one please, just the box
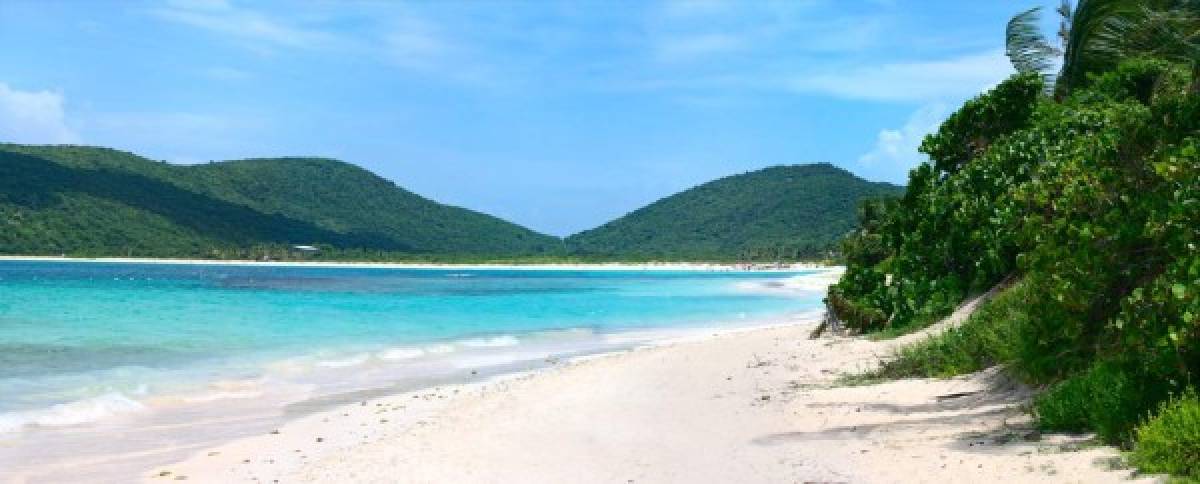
[831,1,1199,478]
[566,164,903,261]
[0,144,560,259]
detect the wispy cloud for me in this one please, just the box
[153,1,496,85]
[0,82,80,144]
[646,0,880,66]
[151,0,341,53]
[790,49,1013,102]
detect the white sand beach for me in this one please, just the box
[148,292,1151,484]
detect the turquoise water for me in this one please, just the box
[0,261,823,433]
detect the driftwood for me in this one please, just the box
[808,303,844,339]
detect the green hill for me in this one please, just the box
[565,164,904,260]
[0,144,560,259]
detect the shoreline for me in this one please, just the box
[0,317,820,482]
[4,315,822,484]
[0,255,830,272]
[148,310,1148,484]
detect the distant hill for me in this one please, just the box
[0,144,559,258]
[565,164,904,260]
[0,145,901,261]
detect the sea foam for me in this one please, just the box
[315,353,371,368]
[0,392,144,433]
[458,335,520,348]
[379,347,426,360]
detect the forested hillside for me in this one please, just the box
[0,146,899,262]
[0,145,560,258]
[566,164,903,261]
[830,2,1200,479]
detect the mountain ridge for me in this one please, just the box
[0,143,900,261]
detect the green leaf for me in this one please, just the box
[1171,283,1187,300]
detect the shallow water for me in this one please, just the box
[0,260,824,481]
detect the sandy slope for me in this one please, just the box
[152,296,1155,483]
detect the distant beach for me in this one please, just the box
[0,255,828,272]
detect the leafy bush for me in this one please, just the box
[827,73,1046,333]
[1131,390,1200,479]
[920,72,1044,174]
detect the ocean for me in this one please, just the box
[0,260,825,479]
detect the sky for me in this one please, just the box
[0,0,1046,236]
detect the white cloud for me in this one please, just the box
[855,103,948,184]
[0,83,80,144]
[791,49,1013,102]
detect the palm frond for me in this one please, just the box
[1060,0,1200,96]
[1056,0,1153,97]
[1006,7,1060,78]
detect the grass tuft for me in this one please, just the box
[1130,389,1200,480]
[868,280,1030,380]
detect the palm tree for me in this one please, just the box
[1005,0,1200,98]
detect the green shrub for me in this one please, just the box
[1034,361,1172,444]
[1130,390,1200,479]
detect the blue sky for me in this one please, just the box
[0,1,1042,236]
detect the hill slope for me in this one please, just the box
[565,164,903,260]
[0,144,559,258]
